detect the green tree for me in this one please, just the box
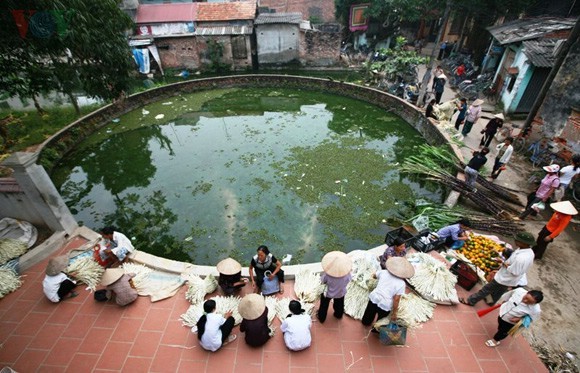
[0,0,134,115]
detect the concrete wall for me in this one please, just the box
[256,24,300,64]
[0,178,45,226]
[499,46,532,114]
[299,29,341,66]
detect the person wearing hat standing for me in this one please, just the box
[197,299,237,352]
[361,257,414,326]
[491,137,514,180]
[43,255,78,302]
[217,258,247,296]
[461,99,484,137]
[101,268,138,306]
[480,113,504,148]
[239,294,271,347]
[317,251,352,323]
[532,201,578,260]
[460,232,535,306]
[280,300,312,351]
[520,165,560,220]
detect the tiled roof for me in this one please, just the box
[255,12,302,25]
[196,0,257,21]
[487,17,575,45]
[136,4,197,23]
[194,26,252,36]
[522,39,563,67]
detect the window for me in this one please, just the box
[231,36,247,59]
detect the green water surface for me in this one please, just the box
[51,88,445,265]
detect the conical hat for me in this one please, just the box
[46,255,69,276]
[472,99,484,106]
[216,258,242,275]
[101,268,124,286]
[386,257,415,279]
[550,201,578,215]
[494,113,505,120]
[238,293,265,320]
[321,251,352,277]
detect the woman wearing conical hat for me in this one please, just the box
[42,255,78,302]
[238,294,271,347]
[217,258,247,296]
[317,251,352,323]
[532,201,578,260]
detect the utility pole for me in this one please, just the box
[416,0,451,107]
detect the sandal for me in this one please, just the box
[458,297,472,306]
[485,339,500,347]
[223,334,237,346]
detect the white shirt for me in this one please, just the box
[368,270,406,312]
[280,314,312,351]
[112,231,134,252]
[559,165,580,186]
[199,313,226,352]
[42,273,71,303]
[498,288,541,323]
[494,248,534,287]
[495,143,514,164]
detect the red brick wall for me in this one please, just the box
[156,37,201,69]
[258,0,336,22]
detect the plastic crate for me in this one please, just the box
[449,260,478,290]
[384,227,414,246]
[410,230,441,253]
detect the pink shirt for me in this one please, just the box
[536,174,560,200]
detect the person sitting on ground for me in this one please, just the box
[99,226,134,266]
[280,300,312,351]
[197,299,237,352]
[464,147,490,190]
[480,113,504,148]
[436,218,472,249]
[425,99,438,120]
[217,258,247,296]
[317,251,352,323]
[361,257,414,327]
[460,231,535,306]
[249,245,284,294]
[239,294,271,347]
[532,201,577,260]
[43,255,78,302]
[485,288,543,348]
[379,237,407,269]
[100,268,138,307]
[491,137,514,180]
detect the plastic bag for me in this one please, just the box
[531,201,545,212]
[412,216,430,232]
[261,271,280,295]
[379,322,407,345]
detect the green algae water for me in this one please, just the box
[51,88,445,265]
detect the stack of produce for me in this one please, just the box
[275,297,314,321]
[373,293,436,329]
[265,296,278,336]
[121,263,152,291]
[457,235,504,275]
[345,258,378,320]
[184,273,218,305]
[294,269,325,303]
[0,238,28,265]
[66,256,104,291]
[0,267,23,298]
[407,252,459,305]
[180,295,242,328]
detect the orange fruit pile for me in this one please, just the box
[458,235,504,274]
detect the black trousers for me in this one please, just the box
[467,279,508,306]
[57,279,77,301]
[520,193,541,219]
[532,226,552,260]
[454,116,464,130]
[435,91,443,104]
[361,300,390,326]
[491,158,504,179]
[493,316,515,341]
[480,132,496,148]
[220,316,235,343]
[317,294,345,323]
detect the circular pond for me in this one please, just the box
[51,87,445,265]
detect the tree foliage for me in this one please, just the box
[335,0,445,28]
[0,0,134,114]
[368,36,427,80]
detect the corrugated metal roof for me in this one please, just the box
[137,4,197,23]
[194,26,252,36]
[487,17,575,45]
[137,1,256,23]
[255,12,302,25]
[196,0,256,21]
[522,39,563,67]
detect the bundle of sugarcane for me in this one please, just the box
[0,238,28,265]
[400,157,511,218]
[184,274,218,305]
[294,269,325,303]
[265,296,278,336]
[0,267,23,298]
[407,253,459,305]
[121,263,152,291]
[275,297,314,322]
[344,257,379,320]
[373,293,436,329]
[180,295,242,328]
[406,203,524,236]
[66,256,104,291]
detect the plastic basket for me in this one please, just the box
[410,230,441,253]
[384,227,414,246]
